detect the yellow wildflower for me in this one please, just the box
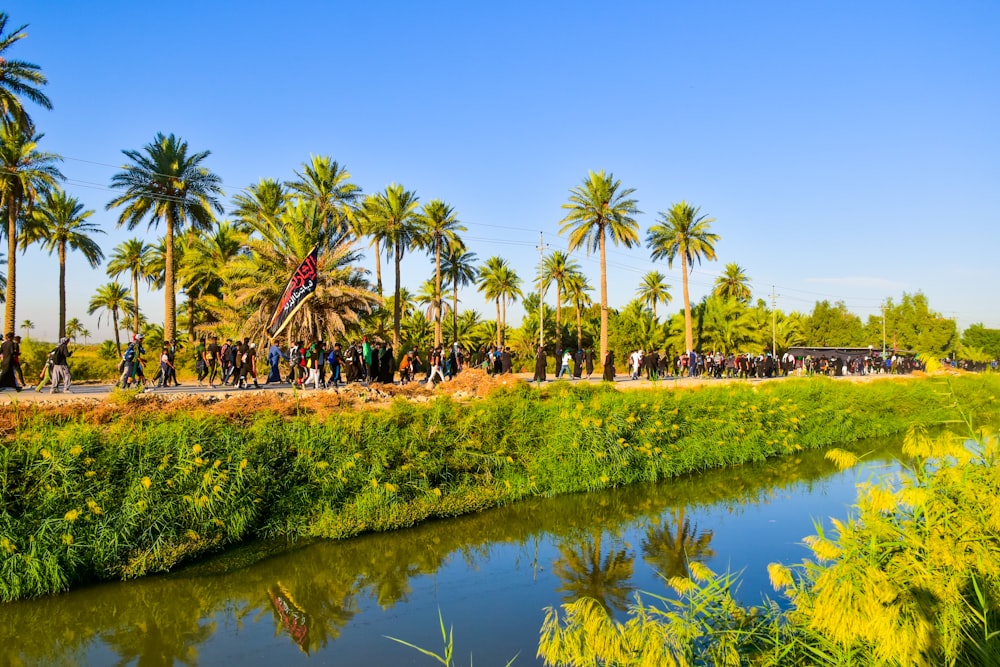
[62,534,74,546]
[140,476,152,490]
[192,444,202,454]
[69,445,83,457]
[40,449,51,460]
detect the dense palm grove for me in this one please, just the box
[1,12,997,375]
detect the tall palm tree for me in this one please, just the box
[65,317,82,341]
[636,270,671,321]
[419,199,465,347]
[178,221,245,339]
[107,132,223,341]
[230,178,287,233]
[106,238,153,337]
[477,256,522,347]
[285,155,361,237]
[19,319,32,338]
[0,13,53,127]
[414,278,452,324]
[564,270,593,350]
[0,120,62,333]
[646,201,719,355]
[539,250,581,353]
[441,241,478,345]
[23,187,105,338]
[713,262,752,303]
[88,282,133,355]
[559,169,640,362]
[366,184,421,349]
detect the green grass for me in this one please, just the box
[0,374,997,602]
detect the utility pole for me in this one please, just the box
[770,285,780,359]
[536,232,549,349]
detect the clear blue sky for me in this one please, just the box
[6,0,999,342]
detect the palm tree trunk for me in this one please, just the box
[576,301,583,349]
[452,284,459,344]
[4,196,17,334]
[501,298,507,347]
[113,308,122,355]
[555,285,562,353]
[58,241,67,339]
[165,216,177,342]
[130,272,140,336]
[372,238,383,296]
[682,253,693,353]
[598,227,608,363]
[495,298,501,348]
[188,292,197,343]
[434,236,442,347]
[392,239,402,349]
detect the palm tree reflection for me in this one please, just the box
[553,530,635,615]
[642,508,715,582]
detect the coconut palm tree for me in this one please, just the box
[0,120,62,333]
[419,199,465,347]
[88,282,133,355]
[539,250,581,354]
[636,270,671,321]
[285,155,361,237]
[365,184,421,349]
[65,317,82,341]
[106,238,153,337]
[107,132,223,341]
[414,278,452,324]
[713,262,752,303]
[559,169,640,363]
[477,256,522,347]
[19,319,32,338]
[23,187,105,338]
[646,201,719,356]
[441,241,478,344]
[0,13,53,127]
[230,178,287,234]
[564,270,593,350]
[221,199,379,343]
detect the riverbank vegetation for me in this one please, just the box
[538,411,1000,665]
[1,374,997,603]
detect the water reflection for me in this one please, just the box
[0,435,906,666]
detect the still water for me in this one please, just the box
[0,437,907,666]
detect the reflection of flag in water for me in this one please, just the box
[268,583,310,653]
[266,247,319,338]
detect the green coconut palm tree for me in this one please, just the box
[0,12,53,127]
[107,132,223,341]
[419,199,465,347]
[365,184,421,349]
[230,178,287,233]
[88,282,133,355]
[477,256,522,347]
[23,187,105,338]
[19,319,32,338]
[559,169,640,363]
[0,120,62,333]
[106,238,153,337]
[540,250,582,354]
[636,270,672,321]
[646,201,719,355]
[564,269,593,350]
[713,262,752,303]
[285,155,361,236]
[441,241,478,345]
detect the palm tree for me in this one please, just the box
[87,282,133,355]
[636,270,671,321]
[366,184,421,349]
[642,509,716,581]
[106,238,153,337]
[0,13,53,127]
[564,270,593,350]
[230,178,287,233]
[79,328,90,345]
[178,221,245,339]
[0,120,62,333]
[65,317,82,341]
[19,319,32,338]
[23,187,105,338]
[107,132,223,341]
[559,169,640,363]
[539,251,581,354]
[477,256,522,347]
[441,241,478,345]
[713,262,752,303]
[285,155,361,236]
[414,278,452,324]
[646,201,719,355]
[419,199,465,347]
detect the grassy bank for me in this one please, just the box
[1,374,997,602]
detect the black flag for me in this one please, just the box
[266,247,319,338]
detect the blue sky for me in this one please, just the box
[6,0,999,342]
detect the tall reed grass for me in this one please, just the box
[0,375,997,602]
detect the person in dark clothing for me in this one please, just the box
[206,335,221,387]
[50,337,73,393]
[602,350,616,382]
[585,347,594,380]
[379,344,395,384]
[13,335,24,387]
[501,347,513,374]
[370,342,382,383]
[0,332,21,391]
[533,346,547,382]
[573,349,583,378]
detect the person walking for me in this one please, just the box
[266,340,285,384]
[195,337,209,385]
[49,337,73,394]
[533,346,547,383]
[35,347,55,391]
[156,345,174,388]
[0,332,20,391]
[602,350,616,382]
[206,335,221,387]
[13,335,25,387]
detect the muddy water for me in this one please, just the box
[0,437,906,666]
